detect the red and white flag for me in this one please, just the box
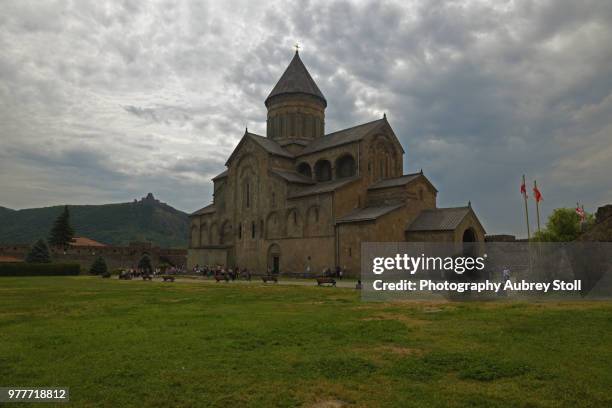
[533,185,542,202]
[520,179,527,198]
[576,206,585,221]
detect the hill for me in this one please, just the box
[0,194,189,248]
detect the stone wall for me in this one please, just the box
[577,204,612,242]
[0,242,186,272]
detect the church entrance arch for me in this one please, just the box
[462,228,476,242]
[267,243,281,275]
[462,227,477,256]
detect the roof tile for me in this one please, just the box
[288,177,359,199]
[299,118,385,156]
[336,204,404,224]
[270,168,315,184]
[406,207,471,231]
[265,52,326,106]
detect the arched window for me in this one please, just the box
[287,209,301,238]
[220,221,232,245]
[335,154,356,178]
[190,226,199,248]
[246,183,250,208]
[266,212,280,239]
[200,224,208,245]
[314,160,332,182]
[297,162,312,178]
[383,156,388,178]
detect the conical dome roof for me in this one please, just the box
[265,51,327,107]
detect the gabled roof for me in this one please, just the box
[70,237,106,247]
[225,131,293,165]
[278,138,311,147]
[298,118,387,156]
[336,204,404,224]
[270,168,315,185]
[212,170,228,181]
[265,52,326,107]
[288,176,360,199]
[368,172,438,192]
[248,133,293,158]
[0,255,23,263]
[406,207,472,232]
[192,203,215,216]
[368,173,420,190]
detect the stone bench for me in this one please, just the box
[261,275,278,283]
[316,277,336,287]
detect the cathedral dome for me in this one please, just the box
[265,51,327,107]
[265,51,327,141]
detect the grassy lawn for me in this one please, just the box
[1,277,611,407]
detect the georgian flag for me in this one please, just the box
[576,206,585,221]
[520,180,527,198]
[533,186,542,202]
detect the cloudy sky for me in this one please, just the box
[1,0,611,236]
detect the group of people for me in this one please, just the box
[117,264,186,278]
[162,265,186,275]
[193,264,253,281]
[119,267,158,278]
[320,265,347,279]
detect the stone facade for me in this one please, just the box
[577,204,612,242]
[188,51,485,277]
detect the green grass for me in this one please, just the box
[1,277,611,407]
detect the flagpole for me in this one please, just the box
[523,175,530,240]
[534,180,541,233]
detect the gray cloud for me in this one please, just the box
[1,0,611,237]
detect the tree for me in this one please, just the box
[89,257,108,275]
[138,254,153,274]
[25,239,51,263]
[48,205,75,248]
[532,208,595,242]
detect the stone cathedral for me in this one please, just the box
[188,51,485,276]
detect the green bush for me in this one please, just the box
[0,263,80,276]
[25,239,51,263]
[89,257,108,275]
[138,254,152,274]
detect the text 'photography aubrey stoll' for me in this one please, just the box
[361,242,612,301]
